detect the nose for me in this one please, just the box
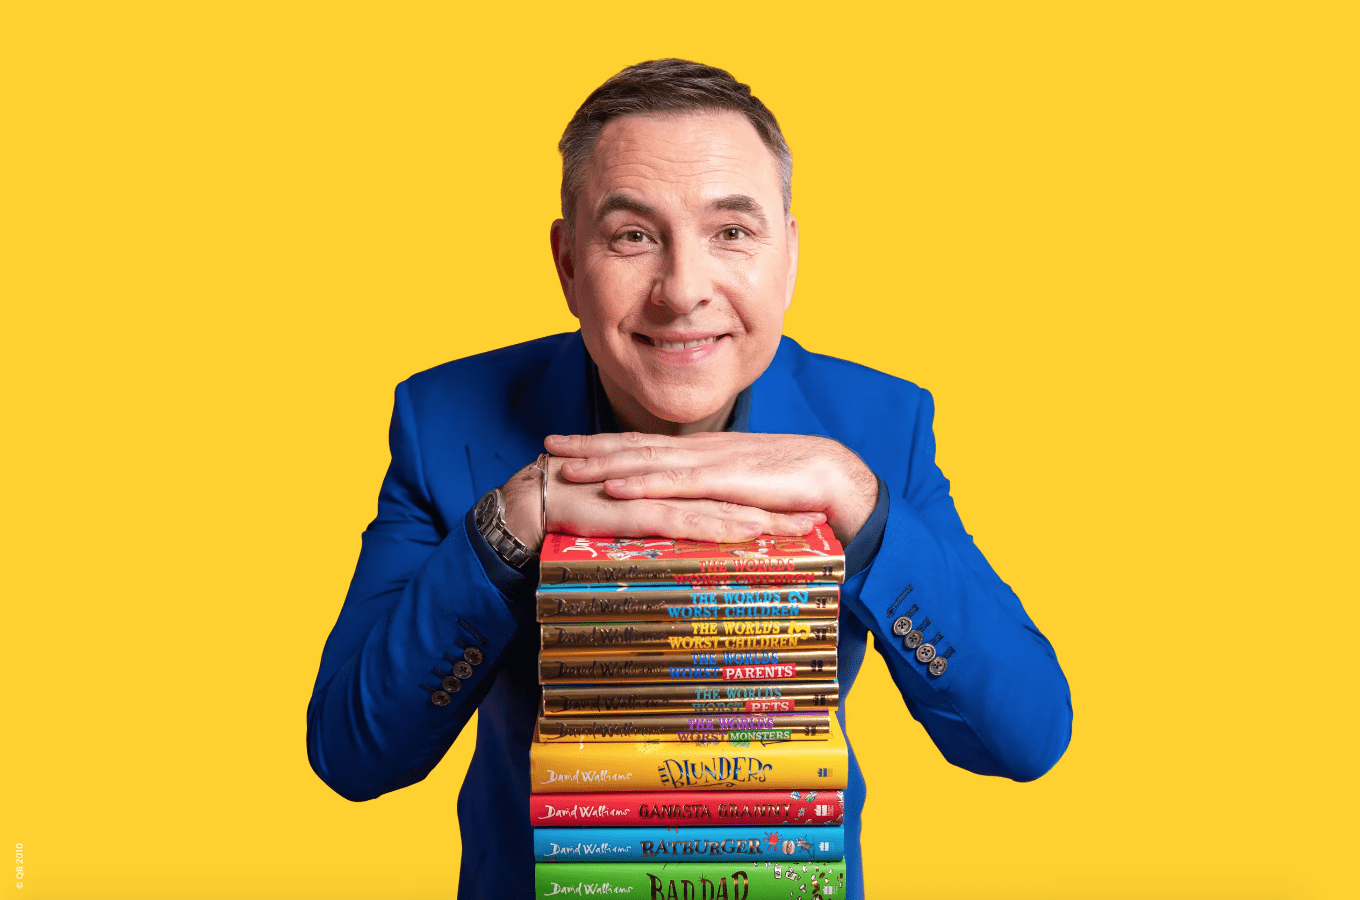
[652,237,711,314]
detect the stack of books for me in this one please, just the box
[529,528,850,899]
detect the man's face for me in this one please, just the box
[551,111,798,432]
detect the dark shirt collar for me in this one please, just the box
[588,362,752,434]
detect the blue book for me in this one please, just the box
[534,825,843,863]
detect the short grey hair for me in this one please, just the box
[558,59,793,232]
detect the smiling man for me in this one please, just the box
[308,59,1072,900]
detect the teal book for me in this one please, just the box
[533,859,847,899]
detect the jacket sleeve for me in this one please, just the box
[306,380,533,801]
[842,389,1072,782]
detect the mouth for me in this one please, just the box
[635,334,727,350]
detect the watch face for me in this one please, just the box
[474,490,497,526]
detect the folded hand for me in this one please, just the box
[546,431,877,546]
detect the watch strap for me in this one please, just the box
[474,488,536,569]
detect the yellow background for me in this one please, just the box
[3,2,1356,897]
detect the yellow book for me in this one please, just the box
[529,712,848,793]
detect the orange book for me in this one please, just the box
[529,713,848,793]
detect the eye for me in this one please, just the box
[720,226,748,240]
[610,228,656,252]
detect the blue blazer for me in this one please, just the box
[307,332,1072,900]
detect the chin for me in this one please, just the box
[641,388,734,428]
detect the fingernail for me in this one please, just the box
[741,521,762,533]
[562,460,583,473]
[546,435,568,445]
[606,479,626,489]
[792,515,815,528]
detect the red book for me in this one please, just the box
[529,789,845,827]
[538,528,845,587]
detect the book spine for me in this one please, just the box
[533,860,848,900]
[536,712,830,743]
[530,719,848,793]
[542,682,840,716]
[534,826,844,862]
[536,584,840,622]
[539,561,845,587]
[539,650,837,684]
[540,619,838,654]
[529,790,846,827]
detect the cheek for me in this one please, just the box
[578,259,653,328]
[725,249,786,292]
[730,267,789,330]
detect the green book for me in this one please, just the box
[534,859,847,899]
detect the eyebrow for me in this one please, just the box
[592,192,770,230]
[710,194,768,229]
[594,193,658,226]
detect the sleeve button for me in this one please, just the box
[891,616,913,636]
[452,661,474,679]
[464,647,484,665]
[928,657,948,676]
[915,643,937,664]
[903,630,923,649]
[441,676,464,692]
[431,691,452,707]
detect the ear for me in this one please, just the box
[783,214,800,311]
[550,218,579,317]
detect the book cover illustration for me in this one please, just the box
[539,528,845,587]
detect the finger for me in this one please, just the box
[601,466,760,502]
[546,431,729,458]
[677,499,825,536]
[547,483,821,542]
[635,503,819,543]
[554,496,762,543]
[545,432,667,458]
[597,447,832,513]
[557,446,704,482]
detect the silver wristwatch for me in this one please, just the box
[474,488,536,569]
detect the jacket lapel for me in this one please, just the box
[749,337,832,439]
[465,333,594,498]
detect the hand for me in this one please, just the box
[546,431,879,546]
[500,455,827,550]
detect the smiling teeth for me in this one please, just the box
[651,336,719,350]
